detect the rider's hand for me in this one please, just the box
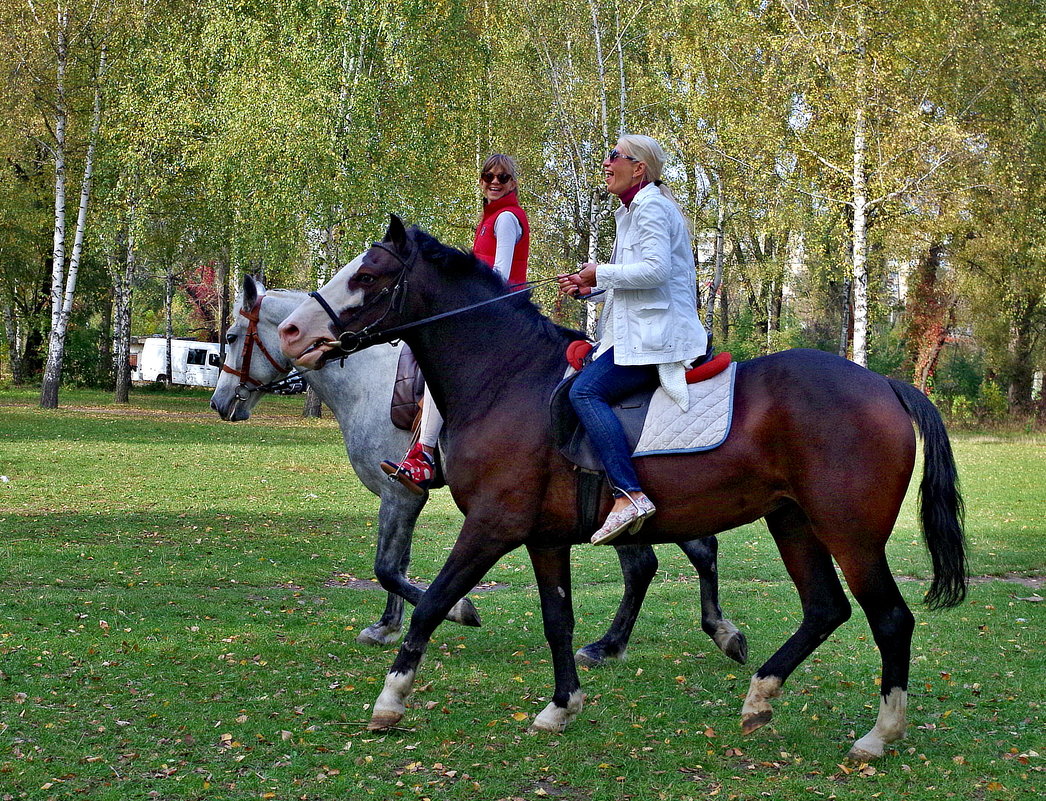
[557,263,598,298]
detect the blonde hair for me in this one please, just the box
[616,134,690,233]
[480,153,519,181]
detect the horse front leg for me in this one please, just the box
[360,491,480,647]
[677,536,748,664]
[528,545,584,732]
[575,543,657,666]
[368,527,514,731]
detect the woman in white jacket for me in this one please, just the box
[558,134,707,545]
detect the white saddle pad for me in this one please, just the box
[633,363,736,456]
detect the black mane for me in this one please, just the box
[409,225,587,347]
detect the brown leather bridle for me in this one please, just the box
[221,295,297,400]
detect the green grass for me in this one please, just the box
[0,386,1043,800]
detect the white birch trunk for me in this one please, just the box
[849,8,869,367]
[48,9,69,331]
[113,223,135,403]
[41,44,106,408]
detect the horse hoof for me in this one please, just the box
[846,744,882,762]
[530,692,583,733]
[721,632,748,665]
[573,648,604,667]
[446,596,482,627]
[367,711,404,731]
[574,645,624,667]
[741,710,772,734]
[356,626,402,646]
[712,622,748,665]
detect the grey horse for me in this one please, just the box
[210,275,747,664]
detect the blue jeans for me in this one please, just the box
[569,348,658,496]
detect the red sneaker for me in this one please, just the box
[380,443,435,495]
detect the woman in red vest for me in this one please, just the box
[381,154,530,493]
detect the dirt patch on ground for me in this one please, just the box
[899,572,1044,590]
[325,573,509,593]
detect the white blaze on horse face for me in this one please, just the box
[317,252,368,315]
[279,253,366,364]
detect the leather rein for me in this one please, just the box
[220,295,304,400]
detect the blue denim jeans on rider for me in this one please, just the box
[569,348,658,497]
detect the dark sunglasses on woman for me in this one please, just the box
[482,172,513,184]
[607,149,639,162]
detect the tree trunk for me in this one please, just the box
[3,304,26,384]
[1006,296,1040,412]
[303,386,323,418]
[704,174,727,340]
[97,286,113,389]
[113,225,135,403]
[849,8,870,367]
[41,44,106,408]
[838,279,852,359]
[164,261,174,387]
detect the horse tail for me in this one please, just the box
[888,379,968,609]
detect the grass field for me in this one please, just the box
[0,385,1043,800]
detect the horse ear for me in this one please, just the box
[241,274,259,312]
[384,215,408,252]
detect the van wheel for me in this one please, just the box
[156,374,168,384]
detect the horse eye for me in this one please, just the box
[356,273,376,286]
[225,333,237,345]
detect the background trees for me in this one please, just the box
[0,0,1042,417]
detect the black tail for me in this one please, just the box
[888,379,968,608]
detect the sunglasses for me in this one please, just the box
[607,149,639,163]
[481,171,513,184]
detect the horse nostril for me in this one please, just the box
[279,322,299,340]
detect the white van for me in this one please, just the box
[132,337,223,388]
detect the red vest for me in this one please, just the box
[472,191,530,288]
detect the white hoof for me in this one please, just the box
[368,670,414,730]
[848,688,907,761]
[741,674,782,734]
[529,690,584,733]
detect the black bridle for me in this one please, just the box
[221,295,303,400]
[307,241,416,356]
[306,240,568,359]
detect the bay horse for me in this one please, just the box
[211,274,746,661]
[277,217,966,761]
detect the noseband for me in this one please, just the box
[221,295,300,400]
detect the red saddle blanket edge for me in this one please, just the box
[565,340,732,384]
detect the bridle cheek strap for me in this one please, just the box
[221,297,291,395]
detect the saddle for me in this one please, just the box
[390,345,426,431]
[551,345,734,473]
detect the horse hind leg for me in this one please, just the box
[742,506,851,735]
[575,543,658,666]
[361,493,481,647]
[677,536,748,664]
[835,553,915,761]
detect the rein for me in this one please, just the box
[306,243,571,358]
[221,295,302,400]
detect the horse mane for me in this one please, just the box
[409,226,587,347]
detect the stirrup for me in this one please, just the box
[380,443,434,495]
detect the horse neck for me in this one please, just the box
[404,298,567,425]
